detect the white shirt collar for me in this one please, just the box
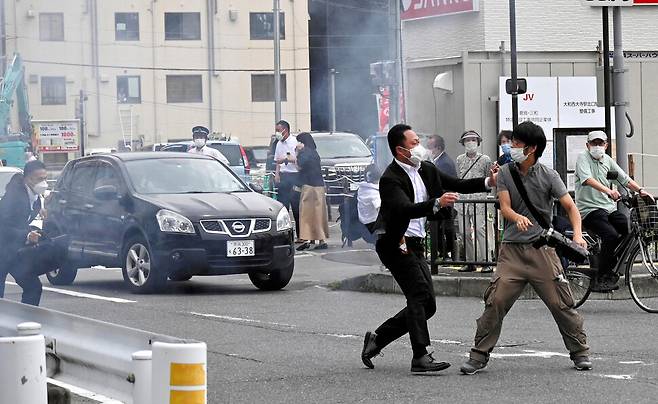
[395,158,420,173]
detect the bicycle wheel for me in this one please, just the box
[627,238,658,313]
[565,267,592,309]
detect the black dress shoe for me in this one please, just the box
[410,352,451,373]
[296,242,311,251]
[479,266,494,273]
[361,331,381,369]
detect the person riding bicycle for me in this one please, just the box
[574,130,653,293]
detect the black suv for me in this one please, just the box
[44,152,295,293]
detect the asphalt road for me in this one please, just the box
[4,240,658,403]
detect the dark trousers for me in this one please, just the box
[582,209,629,276]
[278,172,301,237]
[0,260,44,306]
[374,237,436,358]
[436,217,455,258]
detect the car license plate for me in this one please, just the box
[227,240,255,257]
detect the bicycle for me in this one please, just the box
[564,188,658,313]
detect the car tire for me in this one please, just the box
[168,273,193,282]
[46,261,78,286]
[121,235,167,293]
[249,262,294,291]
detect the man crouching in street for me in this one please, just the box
[361,124,496,373]
[460,121,592,375]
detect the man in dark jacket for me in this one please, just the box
[361,124,496,373]
[0,160,59,305]
[427,135,458,261]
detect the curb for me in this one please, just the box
[333,272,640,300]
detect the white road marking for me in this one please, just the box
[190,312,296,328]
[619,361,646,365]
[431,339,462,345]
[599,374,634,380]
[47,378,123,403]
[5,282,136,303]
[489,350,570,359]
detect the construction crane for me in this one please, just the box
[0,53,32,141]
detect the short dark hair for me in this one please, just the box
[429,135,445,151]
[388,124,412,155]
[24,160,46,177]
[276,120,290,132]
[512,121,546,159]
[498,130,513,145]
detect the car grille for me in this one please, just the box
[323,165,367,183]
[199,218,272,237]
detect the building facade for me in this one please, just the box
[402,0,658,189]
[2,0,310,154]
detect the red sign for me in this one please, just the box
[401,0,478,21]
[634,0,658,4]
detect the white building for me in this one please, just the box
[2,0,310,159]
[402,0,658,189]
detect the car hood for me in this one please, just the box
[136,191,282,221]
[320,156,373,167]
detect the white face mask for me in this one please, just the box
[589,145,605,160]
[194,138,206,148]
[510,147,528,164]
[464,141,478,153]
[275,132,283,141]
[31,180,48,196]
[402,145,429,168]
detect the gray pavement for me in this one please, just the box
[3,231,658,403]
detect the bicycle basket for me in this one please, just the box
[630,195,658,238]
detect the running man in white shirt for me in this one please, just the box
[188,126,229,165]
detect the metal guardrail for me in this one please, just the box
[0,299,199,403]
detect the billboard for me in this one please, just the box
[34,120,80,152]
[401,0,479,21]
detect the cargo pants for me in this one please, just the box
[469,243,590,362]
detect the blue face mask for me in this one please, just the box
[501,143,511,156]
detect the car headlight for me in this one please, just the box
[276,208,292,231]
[156,209,195,234]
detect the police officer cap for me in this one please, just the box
[192,126,209,138]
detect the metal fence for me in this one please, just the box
[428,198,500,274]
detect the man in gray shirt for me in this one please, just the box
[460,121,592,375]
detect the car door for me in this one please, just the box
[62,161,98,265]
[84,160,127,266]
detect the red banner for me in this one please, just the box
[401,0,478,21]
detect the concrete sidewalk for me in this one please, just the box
[324,248,633,301]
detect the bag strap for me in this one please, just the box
[508,164,551,230]
[460,155,483,179]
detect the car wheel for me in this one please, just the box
[46,261,78,286]
[249,262,294,291]
[168,273,193,282]
[121,235,166,293]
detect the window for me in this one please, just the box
[70,163,97,196]
[39,13,64,41]
[41,77,67,105]
[115,12,139,41]
[94,163,121,191]
[164,12,201,40]
[250,12,285,40]
[251,74,287,102]
[117,76,141,104]
[166,75,202,103]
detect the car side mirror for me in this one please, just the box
[94,184,119,200]
[606,170,619,180]
[248,182,264,194]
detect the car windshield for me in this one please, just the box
[125,158,248,194]
[0,172,17,198]
[314,136,371,159]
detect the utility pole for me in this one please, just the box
[612,7,628,171]
[388,0,401,125]
[78,90,86,157]
[0,0,6,74]
[329,68,337,132]
[509,0,519,128]
[273,0,282,123]
[602,8,612,145]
